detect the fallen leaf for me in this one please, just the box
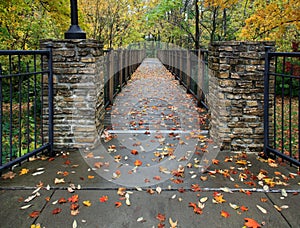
[131,149,138,155]
[153,175,161,180]
[99,195,108,203]
[213,193,226,204]
[52,208,62,214]
[70,209,79,216]
[156,186,162,194]
[240,205,249,212]
[244,218,261,228]
[70,203,79,210]
[115,201,122,208]
[31,171,45,176]
[68,195,79,203]
[54,178,65,184]
[229,203,239,210]
[19,168,29,175]
[1,171,16,180]
[236,160,248,165]
[29,211,40,218]
[58,197,67,204]
[72,220,77,228]
[20,204,32,210]
[82,200,92,207]
[156,213,166,222]
[256,205,267,214]
[169,217,178,228]
[134,159,142,166]
[88,175,95,179]
[221,210,230,218]
[117,187,127,196]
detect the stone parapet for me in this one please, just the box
[208,41,275,153]
[40,39,104,151]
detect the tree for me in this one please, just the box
[240,0,300,51]
[0,0,69,50]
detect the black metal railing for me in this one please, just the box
[157,49,209,109]
[264,48,300,166]
[104,49,146,106]
[0,49,53,171]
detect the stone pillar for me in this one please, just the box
[40,39,104,152]
[208,41,275,153]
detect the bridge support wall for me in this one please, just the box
[208,41,275,153]
[40,39,105,152]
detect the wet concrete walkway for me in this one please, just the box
[0,58,299,228]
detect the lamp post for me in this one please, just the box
[64,0,86,39]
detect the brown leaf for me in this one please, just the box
[52,208,62,214]
[1,171,16,180]
[29,211,40,218]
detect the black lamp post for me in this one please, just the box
[64,0,86,39]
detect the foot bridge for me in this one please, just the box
[1,40,300,178]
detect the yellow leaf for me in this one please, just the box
[82,200,92,207]
[19,168,29,175]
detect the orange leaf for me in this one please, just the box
[68,194,79,203]
[236,160,248,165]
[52,208,62,214]
[221,210,230,218]
[214,193,226,203]
[244,218,261,228]
[115,201,122,208]
[260,197,268,202]
[134,160,142,166]
[70,203,79,210]
[240,205,249,212]
[156,213,166,222]
[99,195,108,202]
[191,184,201,192]
[29,211,40,218]
[58,197,67,204]
[88,175,95,179]
[131,149,138,155]
[212,159,219,165]
[64,160,71,165]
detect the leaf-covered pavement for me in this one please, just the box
[1,58,300,228]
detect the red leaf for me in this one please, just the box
[68,194,79,203]
[99,195,108,202]
[52,208,62,214]
[157,223,165,228]
[29,211,40,218]
[153,176,161,180]
[64,159,71,165]
[156,213,166,222]
[178,187,185,193]
[244,218,261,228]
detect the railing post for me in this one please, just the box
[197,49,203,106]
[119,49,123,89]
[179,50,183,81]
[186,50,191,93]
[109,51,114,104]
[264,46,272,157]
[47,45,54,156]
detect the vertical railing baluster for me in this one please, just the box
[0,63,3,166]
[18,54,22,158]
[9,55,13,162]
